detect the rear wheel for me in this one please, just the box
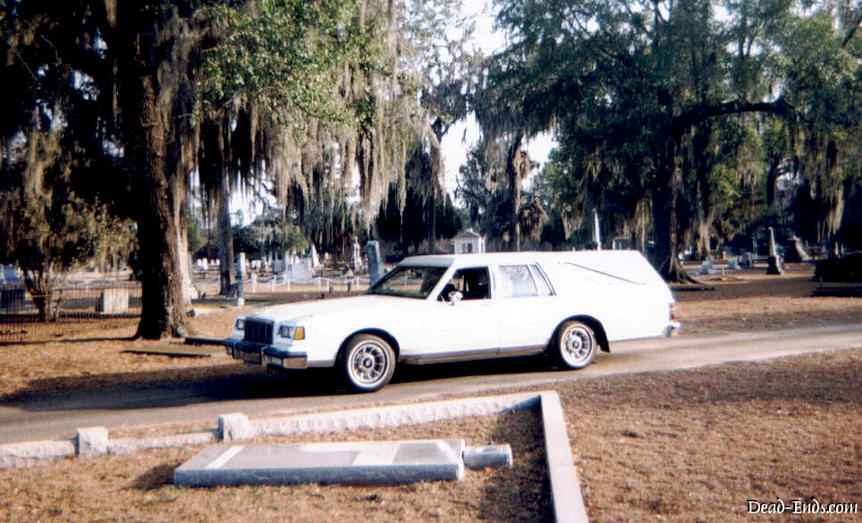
[340,334,396,392]
[553,320,597,369]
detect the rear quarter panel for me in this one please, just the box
[542,257,672,341]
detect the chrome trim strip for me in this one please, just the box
[401,345,545,365]
[498,344,547,357]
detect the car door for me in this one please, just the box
[405,266,498,360]
[493,263,558,353]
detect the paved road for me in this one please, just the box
[0,322,860,444]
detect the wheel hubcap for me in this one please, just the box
[563,327,592,362]
[351,343,387,384]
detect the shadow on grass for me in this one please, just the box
[0,355,561,413]
[391,355,554,386]
[0,335,135,346]
[0,365,343,411]
[132,462,180,490]
[675,274,818,303]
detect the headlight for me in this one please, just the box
[234,318,245,331]
[277,325,305,340]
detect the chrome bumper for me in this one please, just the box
[224,340,308,369]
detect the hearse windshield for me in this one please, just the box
[366,265,447,299]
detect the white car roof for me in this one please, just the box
[398,252,551,268]
[398,250,666,287]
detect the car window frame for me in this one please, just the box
[496,263,543,299]
[529,263,555,296]
[366,264,448,299]
[436,265,493,302]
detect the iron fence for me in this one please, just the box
[0,278,142,343]
[0,269,373,344]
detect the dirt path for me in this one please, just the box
[0,321,860,446]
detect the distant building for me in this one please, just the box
[453,228,485,254]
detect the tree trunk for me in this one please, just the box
[506,130,525,251]
[111,3,207,339]
[652,141,698,283]
[117,45,190,338]
[427,184,437,254]
[765,156,781,209]
[129,77,190,338]
[22,268,60,322]
[217,175,236,295]
[174,174,195,305]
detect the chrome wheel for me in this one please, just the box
[555,321,597,369]
[342,335,395,392]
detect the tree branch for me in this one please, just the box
[671,98,798,139]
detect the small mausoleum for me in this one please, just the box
[453,228,485,254]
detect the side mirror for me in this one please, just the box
[447,290,464,305]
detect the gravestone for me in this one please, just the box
[766,227,784,275]
[366,241,385,284]
[309,244,320,268]
[235,253,246,304]
[174,439,466,487]
[351,239,362,270]
[1,265,21,283]
[726,257,741,271]
[784,235,810,263]
[96,288,129,314]
[0,288,25,311]
[286,260,313,283]
[698,258,716,275]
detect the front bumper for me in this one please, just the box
[224,339,308,369]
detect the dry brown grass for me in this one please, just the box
[565,349,862,521]
[0,263,860,521]
[675,263,862,334]
[0,409,550,522]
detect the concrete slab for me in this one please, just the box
[174,439,465,487]
[76,426,108,457]
[541,392,589,523]
[463,444,513,469]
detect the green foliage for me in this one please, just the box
[0,187,136,272]
[200,0,371,124]
[488,0,862,272]
[233,208,309,258]
[400,0,481,139]
[456,142,546,247]
[186,217,206,256]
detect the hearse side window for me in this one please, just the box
[529,264,553,296]
[498,264,539,298]
[437,267,491,301]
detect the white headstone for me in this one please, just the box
[96,288,129,314]
[310,244,320,268]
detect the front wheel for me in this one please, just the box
[340,334,396,392]
[552,320,597,369]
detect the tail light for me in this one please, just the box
[669,302,677,321]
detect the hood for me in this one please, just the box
[245,295,411,323]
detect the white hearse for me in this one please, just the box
[225,250,680,392]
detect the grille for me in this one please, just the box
[244,318,274,345]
